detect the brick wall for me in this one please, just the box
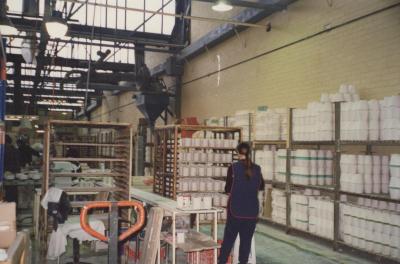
[181,0,400,119]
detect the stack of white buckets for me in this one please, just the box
[341,95,400,141]
[292,102,334,141]
[271,189,286,225]
[255,146,276,181]
[254,108,288,141]
[340,154,390,194]
[389,154,400,199]
[290,149,333,186]
[290,190,334,239]
[275,149,288,182]
[341,202,400,259]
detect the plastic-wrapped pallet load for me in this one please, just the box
[271,189,286,225]
[341,202,400,259]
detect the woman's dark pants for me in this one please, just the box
[218,213,257,264]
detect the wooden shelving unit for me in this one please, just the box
[153,125,241,207]
[254,103,400,263]
[39,120,133,254]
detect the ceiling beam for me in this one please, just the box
[6,86,102,97]
[9,15,175,47]
[193,0,282,9]
[6,54,134,72]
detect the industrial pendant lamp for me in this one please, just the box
[0,3,18,35]
[45,10,68,38]
[212,0,233,12]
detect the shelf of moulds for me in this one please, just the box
[290,183,335,193]
[291,141,336,146]
[265,180,286,190]
[178,146,237,150]
[252,140,288,146]
[336,241,400,264]
[339,191,400,203]
[340,140,400,146]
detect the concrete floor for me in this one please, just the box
[32,222,374,264]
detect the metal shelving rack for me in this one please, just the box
[153,125,241,205]
[39,120,133,254]
[253,103,400,263]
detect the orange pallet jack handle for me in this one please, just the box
[80,201,146,242]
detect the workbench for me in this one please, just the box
[131,188,222,264]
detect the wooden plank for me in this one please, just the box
[139,207,164,264]
[51,172,125,177]
[49,120,131,128]
[61,186,121,192]
[50,157,126,162]
[53,142,127,147]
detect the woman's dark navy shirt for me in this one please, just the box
[224,162,265,194]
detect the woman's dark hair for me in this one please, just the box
[237,142,252,179]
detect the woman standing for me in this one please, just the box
[218,142,265,264]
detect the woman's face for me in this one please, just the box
[238,147,248,160]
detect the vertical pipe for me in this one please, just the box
[333,102,341,250]
[0,38,7,183]
[175,74,182,119]
[285,108,293,232]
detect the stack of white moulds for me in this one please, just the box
[342,95,400,141]
[341,154,390,194]
[290,192,310,231]
[289,190,334,239]
[341,101,369,141]
[293,102,334,141]
[255,146,275,181]
[233,110,253,142]
[254,109,280,140]
[254,108,288,141]
[390,154,400,199]
[290,149,333,186]
[380,96,400,140]
[341,202,400,259]
[271,189,286,225]
[321,84,360,103]
[276,108,288,140]
[309,197,334,239]
[275,149,288,182]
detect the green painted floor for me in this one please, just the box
[37,222,374,264]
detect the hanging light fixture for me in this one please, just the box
[45,10,68,38]
[0,2,18,35]
[212,0,233,12]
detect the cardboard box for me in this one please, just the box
[0,231,30,264]
[0,203,16,249]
